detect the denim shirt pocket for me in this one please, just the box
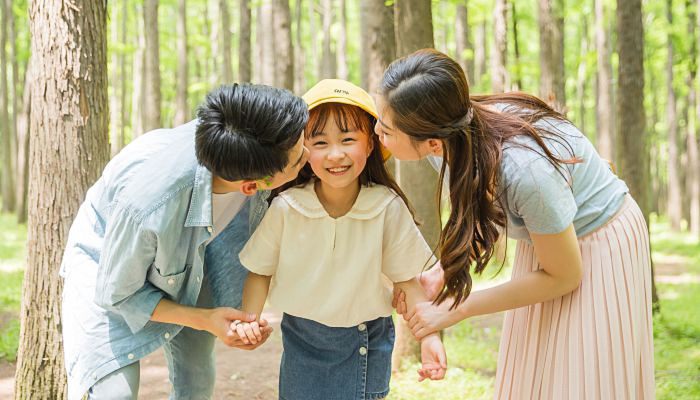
[147,264,189,299]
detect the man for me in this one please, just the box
[60,84,309,399]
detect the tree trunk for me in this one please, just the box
[595,0,615,162]
[15,1,109,398]
[131,3,145,137]
[109,0,123,157]
[361,0,396,94]
[393,0,437,371]
[174,0,189,125]
[15,57,31,224]
[687,0,700,236]
[336,0,348,81]
[239,0,252,82]
[576,14,589,133]
[259,0,275,85]
[220,0,233,83]
[319,0,334,79]
[143,0,161,132]
[1,0,16,212]
[511,2,522,90]
[665,0,682,231]
[9,0,18,184]
[455,2,474,85]
[308,0,318,83]
[474,20,487,88]
[273,0,294,90]
[616,0,659,310]
[294,0,305,93]
[538,0,565,109]
[491,0,508,92]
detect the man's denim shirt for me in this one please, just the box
[59,120,268,399]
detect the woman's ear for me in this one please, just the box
[427,138,443,155]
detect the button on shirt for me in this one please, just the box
[239,181,436,328]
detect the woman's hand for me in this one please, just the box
[406,300,461,340]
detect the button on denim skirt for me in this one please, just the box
[279,313,395,400]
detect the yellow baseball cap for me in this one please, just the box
[302,79,391,161]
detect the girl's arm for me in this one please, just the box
[406,224,583,339]
[233,273,273,345]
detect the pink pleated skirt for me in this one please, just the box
[495,195,655,399]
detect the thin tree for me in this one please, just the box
[143,0,161,132]
[1,0,15,212]
[687,0,699,236]
[474,20,487,88]
[15,57,30,224]
[393,0,438,370]
[595,0,615,162]
[259,0,275,85]
[511,1,523,90]
[665,0,682,231]
[109,0,124,157]
[539,0,565,109]
[456,2,475,85]
[14,1,109,398]
[294,0,305,93]
[319,0,335,78]
[239,0,252,82]
[9,0,18,178]
[132,3,145,136]
[492,0,508,92]
[174,0,189,125]
[336,0,348,80]
[575,11,589,134]
[221,0,233,83]
[273,0,294,90]
[616,0,659,309]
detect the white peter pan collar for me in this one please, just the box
[279,180,397,220]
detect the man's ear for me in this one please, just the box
[239,180,259,196]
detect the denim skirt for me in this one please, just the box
[279,313,395,400]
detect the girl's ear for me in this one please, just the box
[367,132,377,158]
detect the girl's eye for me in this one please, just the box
[342,138,356,143]
[313,141,327,146]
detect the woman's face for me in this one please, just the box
[373,96,437,161]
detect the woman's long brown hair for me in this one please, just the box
[380,48,581,308]
[273,103,417,222]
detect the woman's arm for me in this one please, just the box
[407,224,583,339]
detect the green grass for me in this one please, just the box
[0,213,26,268]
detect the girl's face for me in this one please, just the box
[306,113,373,190]
[373,96,439,161]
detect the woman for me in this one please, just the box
[381,49,654,399]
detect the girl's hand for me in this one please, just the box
[417,333,447,381]
[406,300,459,340]
[226,318,273,350]
[392,264,445,315]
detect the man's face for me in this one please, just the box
[259,133,309,190]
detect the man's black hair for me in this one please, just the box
[195,83,309,181]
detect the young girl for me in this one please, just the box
[233,79,447,400]
[384,49,654,399]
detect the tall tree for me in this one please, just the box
[14,1,108,398]
[336,0,348,80]
[319,0,335,78]
[109,0,124,157]
[492,0,508,92]
[688,0,700,236]
[665,0,682,230]
[143,0,161,132]
[474,20,487,88]
[539,0,565,109]
[294,0,305,93]
[174,0,189,125]
[15,57,30,224]
[575,12,589,133]
[259,0,275,85]
[511,1,523,90]
[9,0,18,177]
[455,2,475,85]
[616,0,659,309]
[273,0,294,90]
[393,0,438,370]
[131,3,145,137]
[239,0,252,82]
[1,0,15,212]
[220,0,233,83]
[361,0,396,94]
[595,0,615,161]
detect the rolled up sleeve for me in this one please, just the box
[95,205,163,333]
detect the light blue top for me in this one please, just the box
[428,115,629,241]
[60,120,268,399]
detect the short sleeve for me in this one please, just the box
[505,157,577,235]
[381,197,436,282]
[239,197,286,276]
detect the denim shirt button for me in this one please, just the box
[167,278,175,286]
[358,323,367,332]
[127,353,135,360]
[207,226,213,233]
[359,347,367,356]
[196,276,201,283]
[164,332,171,339]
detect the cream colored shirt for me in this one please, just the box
[239,181,435,327]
